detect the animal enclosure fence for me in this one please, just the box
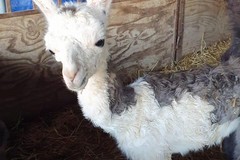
[0,0,231,125]
[0,1,234,159]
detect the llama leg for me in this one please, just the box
[223,124,240,160]
[223,132,236,160]
[233,125,240,160]
[158,153,171,160]
[124,147,171,160]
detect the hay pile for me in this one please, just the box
[161,38,231,73]
[7,39,231,160]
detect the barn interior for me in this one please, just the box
[0,0,233,159]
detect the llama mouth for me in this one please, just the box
[82,76,87,84]
[80,76,87,88]
[65,74,88,91]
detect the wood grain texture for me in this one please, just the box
[5,0,11,13]
[108,0,177,73]
[0,14,76,125]
[0,0,233,124]
[0,0,178,124]
[181,0,231,57]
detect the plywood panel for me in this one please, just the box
[108,0,177,73]
[0,0,232,123]
[0,0,178,73]
[180,0,230,58]
[0,14,76,125]
[0,0,178,124]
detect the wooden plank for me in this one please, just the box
[0,0,178,124]
[174,0,185,60]
[108,0,177,74]
[33,4,37,10]
[0,10,39,19]
[0,14,76,125]
[181,0,230,57]
[5,0,11,13]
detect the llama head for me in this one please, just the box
[34,0,112,91]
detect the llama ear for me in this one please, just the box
[87,0,112,15]
[33,0,58,20]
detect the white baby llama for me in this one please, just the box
[34,0,240,159]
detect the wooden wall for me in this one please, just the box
[108,0,177,73]
[180,0,230,58]
[0,13,77,124]
[0,0,231,124]
[0,0,178,124]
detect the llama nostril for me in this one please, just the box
[62,69,78,82]
[70,72,77,82]
[81,76,87,86]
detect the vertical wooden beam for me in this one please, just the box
[5,0,11,13]
[174,0,185,61]
[58,0,61,5]
[33,4,38,10]
[33,2,37,10]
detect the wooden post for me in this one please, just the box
[5,0,11,13]
[174,0,185,60]
[33,2,37,10]
[58,0,61,5]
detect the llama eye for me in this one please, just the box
[48,50,55,55]
[95,39,105,47]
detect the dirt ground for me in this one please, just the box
[7,104,227,160]
[6,39,231,160]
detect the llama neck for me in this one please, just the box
[77,61,113,130]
